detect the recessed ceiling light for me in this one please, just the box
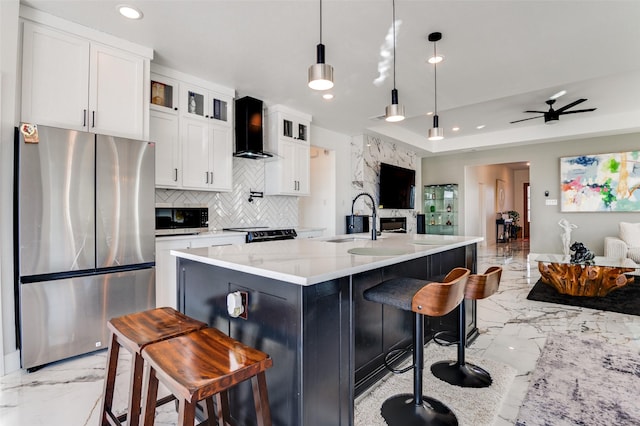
[322,93,334,100]
[476,124,486,129]
[550,90,566,100]
[452,127,460,132]
[117,4,143,20]
[428,54,444,64]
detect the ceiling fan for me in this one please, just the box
[510,98,596,125]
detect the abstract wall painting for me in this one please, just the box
[560,151,640,212]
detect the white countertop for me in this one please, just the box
[171,233,483,286]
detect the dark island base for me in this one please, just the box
[177,244,477,426]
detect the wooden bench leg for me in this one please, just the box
[141,365,159,426]
[100,333,120,426]
[178,399,197,426]
[126,351,145,426]
[252,372,272,426]
[214,390,232,425]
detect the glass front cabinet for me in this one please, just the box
[423,184,458,235]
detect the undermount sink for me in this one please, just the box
[325,237,370,243]
[347,247,411,256]
[411,241,443,246]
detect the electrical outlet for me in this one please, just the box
[239,291,248,320]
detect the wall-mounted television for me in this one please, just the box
[379,163,415,209]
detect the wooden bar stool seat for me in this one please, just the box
[431,266,503,388]
[363,267,470,426]
[100,307,208,426]
[140,327,273,426]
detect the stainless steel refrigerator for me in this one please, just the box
[14,124,155,370]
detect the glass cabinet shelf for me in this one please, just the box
[423,184,458,235]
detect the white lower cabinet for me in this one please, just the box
[155,234,245,308]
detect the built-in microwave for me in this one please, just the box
[155,205,208,236]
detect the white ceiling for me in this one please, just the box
[21,0,640,156]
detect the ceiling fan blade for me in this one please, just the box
[510,115,543,124]
[559,108,597,115]
[524,110,547,114]
[555,98,586,113]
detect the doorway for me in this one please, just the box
[524,182,530,239]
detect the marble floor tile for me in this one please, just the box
[1,239,639,425]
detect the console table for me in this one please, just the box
[535,254,639,297]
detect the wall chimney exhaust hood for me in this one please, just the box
[234,96,273,159]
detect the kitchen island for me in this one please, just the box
[172,233,482,426]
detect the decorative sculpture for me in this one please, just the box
[569,241,595,264]
[558,219,578,256]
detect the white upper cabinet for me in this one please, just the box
[89,43,145,138]
[150,109,180,188]
[265,105,312,196]
[180,116,232,192]
[181,83,229,124]
[150,65,234,192]
[21,21,148,140]
[150,73,180,113]
[21,22,90,131]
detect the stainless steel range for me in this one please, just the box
[224,227,297,243]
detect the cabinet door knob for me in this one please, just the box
[174,107,178,111]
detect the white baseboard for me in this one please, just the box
[2,349,20,375]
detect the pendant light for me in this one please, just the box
[308,0,334,91]
[384,0,405,122]
[428,32,444,141]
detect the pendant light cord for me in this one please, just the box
[433,41,438,114]
[392,0,397,90]
[319,0,323,43]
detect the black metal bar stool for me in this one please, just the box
[431,266,503,388]
[100,307,207,426]
[363,267,470,426]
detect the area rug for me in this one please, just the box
[516,333,640,425]
[526,279,640,316]
[354,344,516,426]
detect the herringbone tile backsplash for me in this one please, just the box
[155,157,298,229]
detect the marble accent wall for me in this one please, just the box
[351,134,418,233]
[155,157,298,229]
